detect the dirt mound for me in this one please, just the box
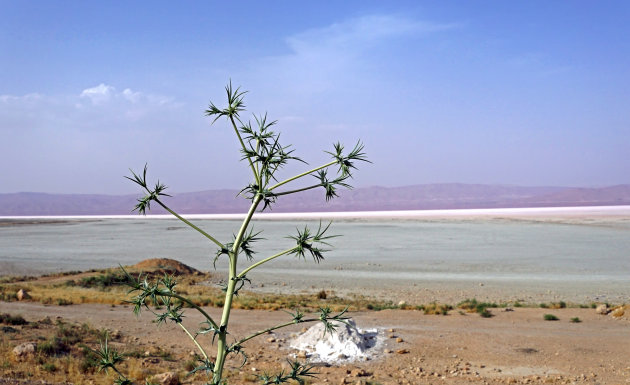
[133,258,199,275]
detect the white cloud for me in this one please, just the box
[122,88,141,103]
[0,93,43,103]
[242,13,460,101]
[0,85,182,133]
[80,83,115,105]
[286,14,457,55]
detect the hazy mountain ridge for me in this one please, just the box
[1,184,629,216]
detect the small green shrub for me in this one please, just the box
[79,344,101,373]
[366,302,398,311]
[56,298,73,306]
[1,326,18,333]
[570,317,582,323]
[0,313,28,325]
[543,314,559,321]
[457,298,496,316]
[42,362,57,372]
[539,303,549,309]
[77,272,129,289]
[549,301,566,309]
[38,337,69,356]
[423,302,452,315]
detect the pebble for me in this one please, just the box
[350,368,370,377]
[396,337,404,343]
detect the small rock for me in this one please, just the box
[398,301,406,307]
[610,306,625,318]
[12,342,37,361]
[141,357,161,366]
[350,368,370,377]
[396,337,404,343]
[595,304,609,315]
[17,289,30,301]
[384,349,392,354]
[297,351,307,359]
[151,371,179,385]
[387,328,395,333]
[110,329,122,339]
[396,349,409,354]
[267,337,276,343]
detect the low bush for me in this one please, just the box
[422,302,452,315]
[457,298,496,317]
[549,301,566,309]
[0,313,28,325]
[77,271,129,289]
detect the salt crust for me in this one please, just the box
[290,319,381,363]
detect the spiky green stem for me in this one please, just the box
[213,194,262,383]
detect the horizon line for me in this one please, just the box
[2,205,629,220]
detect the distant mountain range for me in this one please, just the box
[1,184,629,216]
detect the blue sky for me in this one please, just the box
[1,1,629,194]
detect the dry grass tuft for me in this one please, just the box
[421,302,452,315]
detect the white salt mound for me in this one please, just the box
[290,319,380,363]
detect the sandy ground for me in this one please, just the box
[2,301,629,385]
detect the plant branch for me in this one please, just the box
[234,319,314,346]
[272,184,322,197]
[238,247,296,278]
[269,160,336,191]
[158,291,219,330]
[230,115,259,185]
[154,198,224,250]
[177,322,209,360]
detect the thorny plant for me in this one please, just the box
[96,83,368,385]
